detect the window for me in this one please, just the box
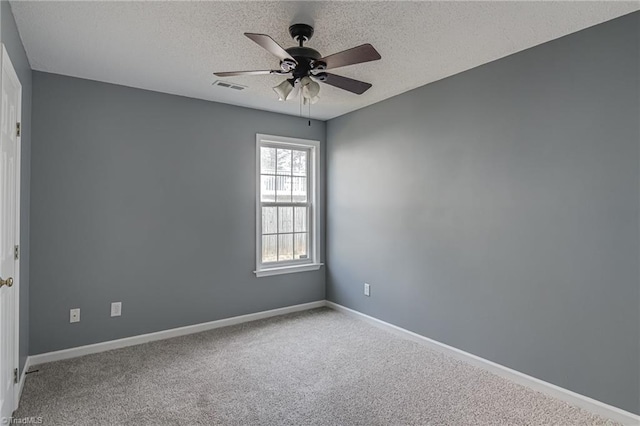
[256,134,321,277]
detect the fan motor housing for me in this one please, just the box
[285,47,321,61]
[285,47,322,80]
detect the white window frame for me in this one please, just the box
[255,134,322,277]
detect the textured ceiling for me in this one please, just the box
[10,1,639,120]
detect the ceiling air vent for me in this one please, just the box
[213,80,247,91]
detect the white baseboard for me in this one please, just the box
[28,300,325,366]
[325,301,640,426]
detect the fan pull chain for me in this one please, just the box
[308,101,311,126]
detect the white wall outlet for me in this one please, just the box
[70,308,80,323]
[111,302,122,317]
[364,283,371,297]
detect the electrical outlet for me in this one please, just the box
[111,302,122,317]
[364,283,371,297]
[70,308,80,323]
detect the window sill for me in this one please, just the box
[254,263,323,278]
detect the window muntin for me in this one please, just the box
[256,135,320,275]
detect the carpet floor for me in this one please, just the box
[16,308,619,425]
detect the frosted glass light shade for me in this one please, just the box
[300,77,320,104]
[273,79,294,101]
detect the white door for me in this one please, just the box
[0,44,21,420]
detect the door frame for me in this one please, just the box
[1,43,22,412]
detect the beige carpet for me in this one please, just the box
[16,308,619,425]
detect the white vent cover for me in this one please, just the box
[212,80,247,91]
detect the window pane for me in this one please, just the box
[261,147,276,174]
[260,175,276,202]
[262,235,277,263]
[294,207,307,232]
[278,207,293,233]
[262,207,277,234]
[278,234,293,261]
[292,177,307,202]
[295,233,308,259]
[277,149,292,175]
[292,150,307,176]
[276,176,292,202]
[258,138,317,269]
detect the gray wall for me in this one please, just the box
[326,12,639,414]
[30,72,325,354]
[1,0,32,375]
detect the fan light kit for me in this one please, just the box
[214,23,381,106]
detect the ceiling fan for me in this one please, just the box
[214,24,381,104]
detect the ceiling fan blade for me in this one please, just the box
[244,33,297,63]
[321,73,372,95]
[214,70,283,77]
[319,44,381,70]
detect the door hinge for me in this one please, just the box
[14,245,19,260]
[16,122,20,137]
[13,368,18,384]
